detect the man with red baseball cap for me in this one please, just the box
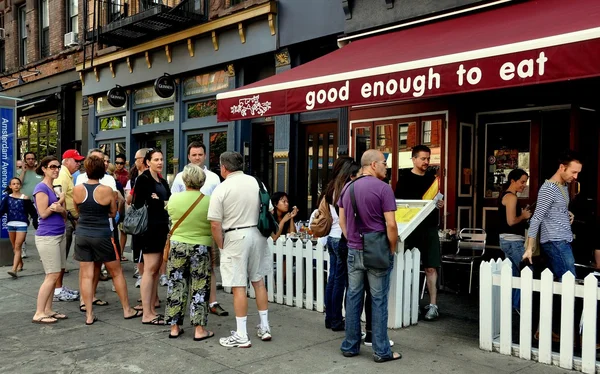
[51,149,85,302]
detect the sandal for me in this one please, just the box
[124,310,143,320]
[193,331,214,341]
[142,316,165,325]
[92,299,109,306]
[32,316,57,324]
[120,257,129,262]
[169,328,184,339]
[86,316,99,325]
[51,312,68,320]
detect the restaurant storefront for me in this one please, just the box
[217,0,600,247]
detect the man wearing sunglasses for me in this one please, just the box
[114,154,129,188]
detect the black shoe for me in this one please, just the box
[342,351,358,358]
[325,321,331,329]
[373,352,402,363]
[331,323,345,331]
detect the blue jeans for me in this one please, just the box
[499,238,525,310]
[325,237,348,329]
[541,240,576,281]
[341,248,393,359]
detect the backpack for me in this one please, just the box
[254,176,279,237]
[310,196,333,237]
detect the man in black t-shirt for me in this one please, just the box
[395,145,444,321]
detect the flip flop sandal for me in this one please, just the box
[80,305,86,312]
[120,257,129,262]
[85,316,99,325]
[7,271,17,279]
[193,331,214,342]
[138,298,163,303]
[142,316,165,325]
[133,304,143,311]
[169,328,184,339]
[124,310,143,320]
[32,316,57,324]
[92,299,109,306]
[51,313,68,320]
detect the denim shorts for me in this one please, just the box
[7,225,28,233]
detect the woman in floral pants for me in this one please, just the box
[165,164,214,341]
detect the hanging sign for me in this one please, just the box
[154,74,175,98]
[107,85,127,107]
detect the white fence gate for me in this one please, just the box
[237,237,421,329]
[479,259,600,373]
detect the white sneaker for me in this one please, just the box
[111,284,116,292]
[21,246,27,258]
[53,289,79,302]
[256,325,272,341]
[159,274,168,287]
[133,267,140,278]
[135,276,142,288]
[63,286,79,296]
[364,339,395,347]
[219,331,252,348]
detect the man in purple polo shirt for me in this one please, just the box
[338,149,401,363]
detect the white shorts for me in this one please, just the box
[220,227,271,287]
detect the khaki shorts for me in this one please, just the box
[220,228,271,287]
[36,234,67,274]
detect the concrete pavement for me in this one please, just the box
[0,232,576,374]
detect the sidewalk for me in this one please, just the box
[0,232,575,373]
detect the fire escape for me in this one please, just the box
[84,0,209,48]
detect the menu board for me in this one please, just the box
[395,199,436,242]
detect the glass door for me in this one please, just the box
[303,123,337,218]
[184,126,228,178]
[138,131,174,185]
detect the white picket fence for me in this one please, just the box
[237,237,421,329]
[480,259,600,373]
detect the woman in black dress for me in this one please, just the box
[133,149,171,325]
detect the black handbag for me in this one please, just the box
[349,179,392,270]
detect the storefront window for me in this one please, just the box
[354,127,371,163]
[99,115,126,131]
[484,121,531,199]
[397,122,416,170]
[97,95,126,113]
[17,115,58,159]
[187,100,217,119]
[134,86,173,105]
[422,121,432,144]
[209,131,227,176]
[186,133,203,145]
[137,107,175,126]
[183,70,229,96]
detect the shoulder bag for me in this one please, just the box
[349,178,392,270]
[122,177,149,235]
[163,194,205,262]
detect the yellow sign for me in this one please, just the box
[395,207,421,223]
[422,177,439,200]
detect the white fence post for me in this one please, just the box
[581,274,598,374]
[491,259,501,339]
[411,248,420,326]
[519,266,533,360]
[314,241,325,312]
[479,260,493,351]
[538,268,554,365]
[559,272,575,370]
[285,239,294,306]
[305,241,314,311]
[275,238,284,305]
[295,239,305,309]
[499,259,513,355]
[402,249,413,327]
[387,245,404,329]
[267,238,275,303]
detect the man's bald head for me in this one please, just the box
[361,149,384,167]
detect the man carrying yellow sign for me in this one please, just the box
[395,145,444,321]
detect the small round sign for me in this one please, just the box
[107,86,126,107]
[488,155,496,165]
[154,75,175,98]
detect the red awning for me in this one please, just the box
[217,0,600,122]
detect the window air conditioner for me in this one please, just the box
[64,32,78,48]
[0,29,5,40]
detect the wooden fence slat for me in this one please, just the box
[479,261,493,351]
[267,238,274,303]
[411,248,421,325]
[581,274,598,374]
[285,239,294,306]
[402,249,413,327]
[295,239,305,309]
[500,259,513,355]
[559,272,575,370]
[276,238,284,305]
[538,268,554,365]
[305,241,314,311]
[519,266,533,360]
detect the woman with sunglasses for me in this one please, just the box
[133,149,171,325]
[32,156,68,324]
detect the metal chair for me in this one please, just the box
[441,228,486,294]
